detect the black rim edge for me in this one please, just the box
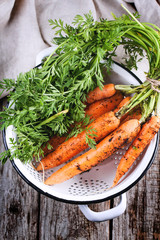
[113,61,142,85]
[2,62,159,205]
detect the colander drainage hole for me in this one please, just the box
[68,179,109,196]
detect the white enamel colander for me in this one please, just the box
[3,47,159,222]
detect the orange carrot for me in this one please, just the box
[42,135,67,156]
[42,91,123,156]
[85,91,123,120]
[86,83,116,104]
[120,107,142,124]
[112,115,160,187]
[44,119,141,185]
[37,111,120,171]
[114,96,131,114]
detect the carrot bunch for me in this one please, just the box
[44,118,141,185]
[37,85,123,169]
[34,84,160,187]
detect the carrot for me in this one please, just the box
[86,83,116,104]
[37,111,120,171]
[112,115,160,187]
[114,96,131,114]
[44,119,141,185]
[38,95,128,170]
[85,91,123,120]
[42,91,123,156]
[42,135,67,156]
[120,107,142,124]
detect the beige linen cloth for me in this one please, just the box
[0,0,160,98]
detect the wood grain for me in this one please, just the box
[0,137,40,240]
[0,98,39,240]
[38,196,110,240]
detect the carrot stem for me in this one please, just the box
[116,87,153,118]
[115,81,150,94]
[140,93,156,123]
[35,109,69,128]
[121,4,145,29]
[155,93,160,117]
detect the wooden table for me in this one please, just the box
[0,97,160,240]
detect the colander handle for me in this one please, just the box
[78,193,126,222]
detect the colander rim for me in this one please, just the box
[2,61,159,204]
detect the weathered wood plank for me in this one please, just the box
[0,99,39,240]
[38,195,111,240]
[112,143,160,240]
